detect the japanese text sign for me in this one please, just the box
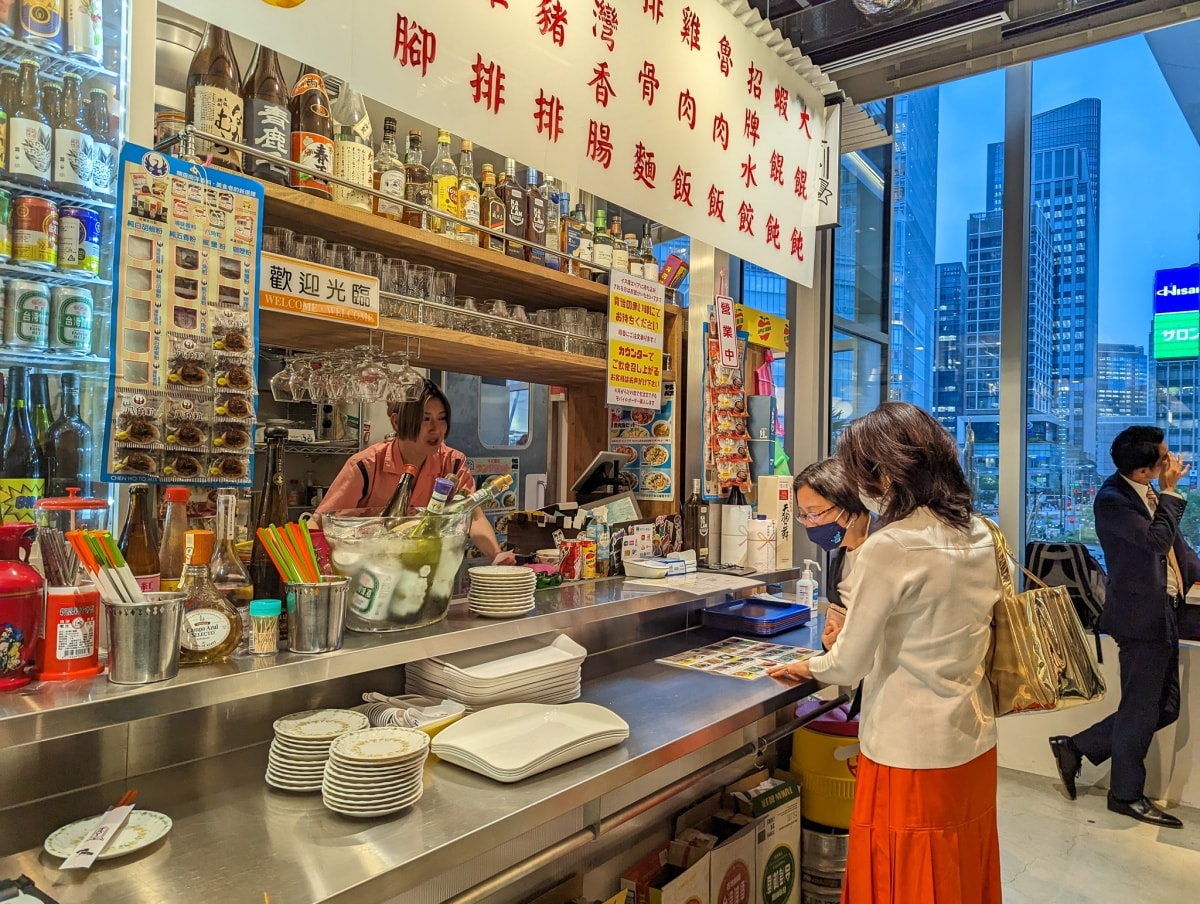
[607,272,665,410]
[259,252,380,327]
[714,294,741,369]
[173,0,838,286]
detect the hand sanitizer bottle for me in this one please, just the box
[797,558,822,606]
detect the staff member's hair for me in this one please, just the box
[388,379,453,442]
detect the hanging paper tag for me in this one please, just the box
[714,295,741,370]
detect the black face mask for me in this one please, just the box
[805,519,845,551]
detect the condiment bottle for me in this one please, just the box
[178,529,243,666]
[158,486,189,591]
[211,488,254,646]
[118,483,160,592]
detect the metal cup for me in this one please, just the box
[285,576,350,654]
[104,593,186,685]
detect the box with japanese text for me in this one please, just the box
[755,477,794,569]
[725,771,802,904]
[621,840,709,904]
[675,794,757,904]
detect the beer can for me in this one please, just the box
[57,205,101,275]
[64,0,102,61]
[4,279,51,349]
[580,539,597,580]
[0,188,10,262]
[49,285,93,354]
[19,0,64,52]
[13,196,58,269]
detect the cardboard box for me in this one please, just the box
[621,841,710,904]
[755,477,794,570]
[725,771,802,904]
[676,794,757,904]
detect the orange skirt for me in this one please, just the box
[842,747,1001,904]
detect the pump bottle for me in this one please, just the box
[797,558,822,605]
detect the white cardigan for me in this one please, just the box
[807,508,1000,770]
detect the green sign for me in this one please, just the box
[1154,311,1200,360]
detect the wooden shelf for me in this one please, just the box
[259,309,607,386]
[261,183,611,312]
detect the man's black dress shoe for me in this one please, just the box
[1049,736,1082,800]
[1107,794,1184,828]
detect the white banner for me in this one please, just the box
[172,0,836,286]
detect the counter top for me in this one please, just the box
[0,570,798,749]
[0,624,823,904]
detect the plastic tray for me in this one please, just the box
[701,597,812,636]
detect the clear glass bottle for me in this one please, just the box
[372,116,406,222]
[455,139,480,244]
[591,209,613,273]
[610,215,629,274]
[442,473,513,515]
[478,163,506,253]
[250,424,289,637]
[212,488,254,646]
[640,223,660,283]
[559,192,582,276]
[402,130,432,231]
[178,530,243,666]
[45,371,92,498]
[158,486,190,592]
[542,175,562,270]
[575,202,593,271]
[429,128,459,236]
[330,79,373,212]
[625,233,644,278]
[118,483,160,592]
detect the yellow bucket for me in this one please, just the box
[790,721,859,830]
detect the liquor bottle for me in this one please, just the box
[402,130,432,230]
[87,88,115,201]
[330,79,373,212]
[640,223,660,283]
[574,202,593,272]
[543,175,562,270]
[8,59,51,188]
[40,81,60,131]
[241,44,291,185]
[249,424,288,636]
[288,65,334,199]
[478,163,506,253]
[455,139,480,245]
[177,530,243,666]
[158,486,190,592]
[682,478,710,564]
[381,463,419,519]
[211,488,254,646]
[0,73,8,174]
[558,193,581,276]
[185,24,243,171]
[28,374,50,450]
[64,0,103,62]
[610,215,629,274]
[118,483,160,592]
[591,209,613,273]
[409,477,455,540]
[625,233,644,279]
[51,73,92,195]
[372,116,406,222]
[497,158,526,260]
[0,366,46,521]
[524,166,547,266]
[429,129,458,236]
[442,473,513,515]
[45,372,92,497]
[19,0,63,51]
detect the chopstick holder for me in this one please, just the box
[59,797,138,870]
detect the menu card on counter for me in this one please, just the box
[657,638,818,681]
[102,144,263,486]
[609,381,676,503]
[467,456,520,551]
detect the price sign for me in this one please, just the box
[607,272,665,411]
[259,251,379,328]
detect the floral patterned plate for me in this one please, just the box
[44,810,173,861]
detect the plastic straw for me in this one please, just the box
[256,528,302,584]
[286,523,319,582]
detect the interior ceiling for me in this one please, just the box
[748,0,1200,102]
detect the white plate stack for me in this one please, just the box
[432,702,630,783]
[322,727,430,818]
[467,565,538,618]
[404,634,586,710]
[266,709,370,792]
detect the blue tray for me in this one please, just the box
[702,598,812,636]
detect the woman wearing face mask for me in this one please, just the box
[794,457,872,650]
[769,403,1002,904]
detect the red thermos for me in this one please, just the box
[0,524,45,691]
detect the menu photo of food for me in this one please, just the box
[656,637,819,681]
[609,382,676,502]
[466,457,520,552]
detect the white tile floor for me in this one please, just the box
[998,767,1200,902]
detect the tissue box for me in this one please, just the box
[725,770,802,904]
[755,477,794,569]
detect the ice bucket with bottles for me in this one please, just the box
[323,511,471,631]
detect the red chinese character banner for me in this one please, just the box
[173,0,841,286]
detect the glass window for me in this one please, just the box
[478,378,530,449]
[833,145,888,332]
[831,332,883,443]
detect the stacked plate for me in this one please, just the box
[322,726,430,818]
[266,709,369,792]
[432,702,629,783]
[405,634,586,710]
[467,565,538,618]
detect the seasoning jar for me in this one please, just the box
[248,599,282,655]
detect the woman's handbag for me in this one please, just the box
[983,519,1107,716]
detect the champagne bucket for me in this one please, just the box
[285,576,349,654]
[104,593,186,685]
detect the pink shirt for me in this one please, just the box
[315,440,475,515]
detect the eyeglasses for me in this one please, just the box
[797,503,840,525]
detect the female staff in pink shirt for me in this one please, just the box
[316,379,515,565]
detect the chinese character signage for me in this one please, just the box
[607,272,665,410]
[714,294,741,369]
[103,143,263,487]
[259,252,380,328]
[173,0,838,286]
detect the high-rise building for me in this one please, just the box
[886,88,940,409]
[933,262,965,433]
[1097,343,1149,417]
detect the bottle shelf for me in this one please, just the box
[0,260,111,288]
[0,32,120,83]
[0,174,117,212]
[0,347,108,369]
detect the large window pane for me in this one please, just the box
[832,332,882,442]
[833,146,888,332]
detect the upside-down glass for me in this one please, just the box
[409,265,435,301]
[433,271,456,306]
[322,243,354,270]
[262,226,294,256]
[356,251,384,279]
[382,258,408,295]
[293,234,325,262]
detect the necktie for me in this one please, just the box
[1147,484,1185,599]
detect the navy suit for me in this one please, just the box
[1071,472,1200,800]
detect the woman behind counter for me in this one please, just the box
[315,380,515,565]
[769,402,1002,904]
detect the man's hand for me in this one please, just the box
[1161,452,1190,493]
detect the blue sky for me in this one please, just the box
[933,28,1200,345]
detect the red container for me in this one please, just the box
[0,524,45,690]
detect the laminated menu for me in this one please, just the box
[656,637,817,681]
[102,144,263,486]
[609,380,676,503]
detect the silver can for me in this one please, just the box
[49,285,94,355]
[4,279,51,350]
[65,0,103,62]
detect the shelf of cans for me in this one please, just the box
[0,3,119,79]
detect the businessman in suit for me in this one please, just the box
[1049,426,1200,828]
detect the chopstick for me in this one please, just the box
[66,530,147,605]
[115,789,138,809]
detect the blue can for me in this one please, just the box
[19,0,64,52]
[58,205,102,276]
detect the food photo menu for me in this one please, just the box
[609,381,677,503]
[102,145,264,486]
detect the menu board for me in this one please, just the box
[466,456,520,553]
[102,144,263,486]
[656,638,818,682]
[609,381,676,503]
[606,272,666,411]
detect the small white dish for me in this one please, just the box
[273,709,369,741]
[44,810,173,861]
[330,727,431,764]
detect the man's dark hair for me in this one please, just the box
[794,457,868,518]
[1110,425,1164,476]
[388,379,452,442]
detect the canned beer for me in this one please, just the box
[57,205,101,275]
[19,0,64,52]
[0,188,11,262]
[64,0,103,61]
[49,285,93,354]
[12,196,58,269]
[4,279,51,349]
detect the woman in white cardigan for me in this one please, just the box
[768,402,1002,904]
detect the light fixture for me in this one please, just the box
[819,10,1011,74]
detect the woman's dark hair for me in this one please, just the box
[836,401,974,529]
[1110,425,1164,475]
[388,379,451,442]
[794,457,867,518]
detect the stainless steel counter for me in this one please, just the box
[0,624,822,904]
